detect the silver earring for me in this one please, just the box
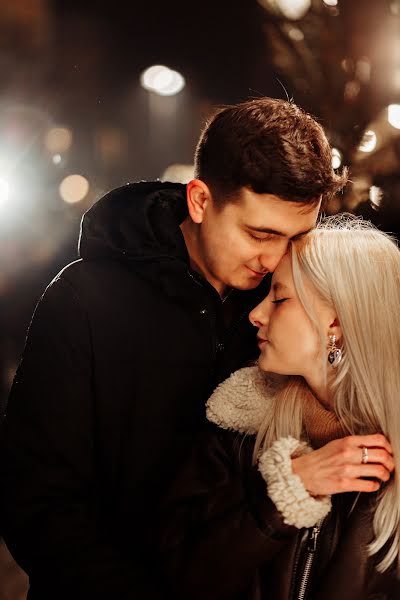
[328,335,342,368]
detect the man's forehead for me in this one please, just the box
[244,222,314,240]
[239,187,321,210]
[237,189,321,234]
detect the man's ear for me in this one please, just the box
[186,179,212,224]
[327,316,343,345]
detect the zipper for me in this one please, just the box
[296,518,324,600]
[289,528,309,600]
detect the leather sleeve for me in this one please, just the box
[158,425,297,600]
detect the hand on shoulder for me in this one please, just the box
[292,434,394,496]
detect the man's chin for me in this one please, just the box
[230,278,264,291]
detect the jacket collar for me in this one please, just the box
[79,181,188,262]
[206,365,273,434]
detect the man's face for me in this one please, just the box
[196,187,321,292]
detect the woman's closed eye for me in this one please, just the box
[271,298,289,304]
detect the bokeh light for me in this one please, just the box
[258,0,311,20]
[45,127,73,153]
[331,148,342,169]
[140,65,185,96]
[388,104,400,129]
[59,174,89,204]
[276,0,311,20]
[323,0,338,6]
[355,59,371,84]
[369,186,383,210]
[358,130,377,153]
[141,65,165,89]
[287,27,304,41]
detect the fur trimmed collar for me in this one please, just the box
[207,367,334,528]
[206,366,272,434]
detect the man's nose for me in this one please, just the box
[249,296,270,328]
[259,240,289,273]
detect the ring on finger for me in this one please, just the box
[361,446,369,465]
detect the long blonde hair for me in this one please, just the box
[254,214,400,573]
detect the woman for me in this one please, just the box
[158,216,400,600]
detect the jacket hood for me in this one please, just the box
[79,181,189,262]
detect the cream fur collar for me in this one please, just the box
[206,365,272,434]
[206,366,333,528]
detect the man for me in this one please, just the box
[0,98,346,599]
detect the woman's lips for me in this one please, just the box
[257,336,268,348]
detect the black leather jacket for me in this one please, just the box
[159,426,400,600]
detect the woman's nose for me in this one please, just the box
[249,296,270,327]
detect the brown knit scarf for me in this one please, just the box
[302,391,347,449]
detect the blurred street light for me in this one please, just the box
[355,59,371,84]
[287,27,304,41]
[331,148,342,169]
[59,174,89,204]
[388,104,400,129]
[140,65,185,96]
[369,186,383,209]
[358,130,377,153]
[141,65,165,89]
[45,127,73,153]
[257,0,311,19]
[277,0,311,20]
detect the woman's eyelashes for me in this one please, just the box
[271,298,289,304]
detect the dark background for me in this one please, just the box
[1,2,400,598]
[1,0,400,412]
[0,1,399,421]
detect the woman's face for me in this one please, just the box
[249,253,334,378]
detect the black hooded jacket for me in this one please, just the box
[0,182,269,600]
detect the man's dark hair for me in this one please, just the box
[194,97,347,207]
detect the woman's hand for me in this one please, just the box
[291,434,394,496]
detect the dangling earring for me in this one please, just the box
[328,335,342,368]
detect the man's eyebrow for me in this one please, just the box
[247,226,286,236]
[247,225,314,240]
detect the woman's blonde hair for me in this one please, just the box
[254,214,400,573]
